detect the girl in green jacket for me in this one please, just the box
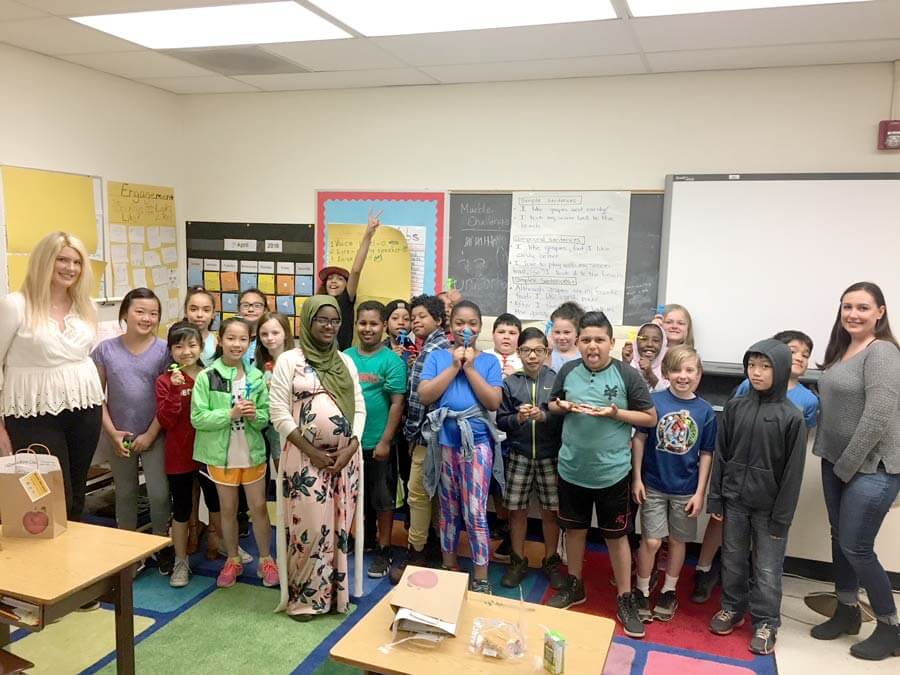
[191,317,278,589]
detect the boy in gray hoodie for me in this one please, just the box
[707,339,807,655]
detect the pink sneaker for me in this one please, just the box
[217,559,243,588]
[258,557,280,587]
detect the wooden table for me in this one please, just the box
[331,590,616,674]
[0,522,169,674]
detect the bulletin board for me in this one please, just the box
[0,165,106,298]
[316,191,445,300]
[185,221,316,337]
[107,181,179,325]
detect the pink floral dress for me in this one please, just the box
[277,360,360,618]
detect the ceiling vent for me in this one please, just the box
[161,45,308,75]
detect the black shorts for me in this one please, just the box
[557,474,634,539]
[364,449,398,514]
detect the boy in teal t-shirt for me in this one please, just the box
[345,301,408,578]
[547,311,656,639]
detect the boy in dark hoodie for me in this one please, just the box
[496,327,564,589]
[707,339,808,655]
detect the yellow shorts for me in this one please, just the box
[206,463,266,487]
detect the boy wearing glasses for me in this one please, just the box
[495,327,564,589]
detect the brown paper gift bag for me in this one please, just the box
[0,444,68,539]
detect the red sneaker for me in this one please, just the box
[258,557,280,587]
[217,559,243,588]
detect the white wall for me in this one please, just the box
[0,43,184,321]
[2,44,897,569]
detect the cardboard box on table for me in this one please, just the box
[390,566,468,637]
[0,446,67,539]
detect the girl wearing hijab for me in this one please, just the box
[269,296,366,621]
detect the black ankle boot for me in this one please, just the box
[810,602,862,640]
[850,621,900,661]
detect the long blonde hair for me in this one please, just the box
[663,303,694,349]
[22,231,96,330]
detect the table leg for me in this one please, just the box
[113,565,135,675]
[0,621,9,647]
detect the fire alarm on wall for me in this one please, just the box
[878,120,900,150]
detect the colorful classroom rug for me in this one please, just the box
[7,525,776,674]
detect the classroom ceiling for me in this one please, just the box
[0,0,899,94]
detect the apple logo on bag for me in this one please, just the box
[23,507,49,535]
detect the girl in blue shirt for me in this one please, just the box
[419,300,503,593]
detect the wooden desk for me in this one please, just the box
[0,522,169,674]
[331,590,615,674]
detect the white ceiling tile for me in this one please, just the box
[0,16,139,53]
[62,49,216,78]
[646,39,900,73]
[632,1,900,52]
[422,54,647,84]
[262,38,407,71]
[233,67,437,91]
[17,0,273,17]
[0,0,47,20]
[374,20,639,66]
[137,74,260,94]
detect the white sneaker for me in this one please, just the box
[169,559,191,588]
[218,545,253,564]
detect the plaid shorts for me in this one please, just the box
[504,453,559,512]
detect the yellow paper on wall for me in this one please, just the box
[107,182,175,228]
[203,271,221,291]
[1,166,97,253]
[326,224,411,305]
[7,254,106,297]
[258,274,275,294]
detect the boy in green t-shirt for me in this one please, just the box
[345,300,408,578]
[548,311,656,639]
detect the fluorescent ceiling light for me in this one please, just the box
[308,0,617,37]
[627,0,871,17]
[72,2,350,49]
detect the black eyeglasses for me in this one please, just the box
[239,302,266,311]
[312,317,342,328]
[518,347,548,357]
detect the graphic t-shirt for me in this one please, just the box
[421,350,503,447]
[550,358,653,490]
[637,388,717,496]
[226,376,252,468]
[345,346,408,450]
[734,379,819,428]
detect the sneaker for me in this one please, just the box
[501,552,529,588]
[547,575,586,610]
[157,545,175,576]
[470,578,492,594]
[542,554,567,590]
[257,557,280,587]
[217,545,254,564]
[633,588,652,623]
[617,593,646,638]
[388,545,428,585]
[217,559,244,588]
[653,590,678,622]
[493,530,512,563]
[169,559,191,588]
[710,608,745,635]
[691,565,720,603]
[367,546,392,578]
[749,624,777,655]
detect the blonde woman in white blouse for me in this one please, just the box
[0,232,105,520]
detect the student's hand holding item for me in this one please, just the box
[170,369,186,386]
[685,492,704,517]
[131,431,155,453]
[632,478,646,505]
[330,436,359,472]
[552,398,574,414]
[239,399,256,419]
[581,403,619,418]
[110,429,133,458]
[710,512,723,522]
[373,440,390,461]
[502,362,517,377]
[517,404,531,424]
[390,341,405,357]
[451,345,466,369]
[230,402,244,420]
[462,346,476,369]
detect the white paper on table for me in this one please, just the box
[130,244,144,267]
[109,224,128,243]
[144,251,162,268]
[152,267,169,286]
[110,245,128,264]
[188,258,203,272]
[220,259,238,273]
[161,247,177,265]
[147,227,161,250]
[160,227,176,244]
[132,268,148,288]
[128,226,145,244]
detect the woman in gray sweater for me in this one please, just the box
[810,281,900,660]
